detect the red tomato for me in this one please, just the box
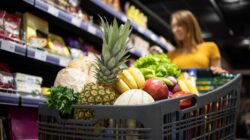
[172,91,193,109]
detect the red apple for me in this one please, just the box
[143,78,168,100]
[171,91,193,109]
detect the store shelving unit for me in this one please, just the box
[20,94,46,107]
[0,0,173,107]
[23,0,173,54]
[0,35,26,56]
[89,0,173,51]
[0,88,46,107]
[0,92,20,106]
[35,0,102,38]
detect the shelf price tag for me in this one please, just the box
[1,40,15,53]
[59,57,70,66]
[71,17,81,27]
[87,24,97,35]
[138,26,145,33]
[150,34,157,41]
[121,15,127,22]
[34,50,46,61]
[48,5,59,17]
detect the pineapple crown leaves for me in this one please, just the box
[94,18,132,84]
[100,18,132,63]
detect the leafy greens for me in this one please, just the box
[48,86,79,114]
[134,54,180,79]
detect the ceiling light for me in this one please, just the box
[221,0,240,3]
[241,38,250,45]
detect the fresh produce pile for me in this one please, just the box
[47,18,200,118]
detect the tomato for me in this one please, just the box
[172,91,193,109]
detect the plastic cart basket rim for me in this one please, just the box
[39,74,241,122]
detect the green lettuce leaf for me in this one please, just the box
[134,54,180,79]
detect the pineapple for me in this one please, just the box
[74,19,132,120]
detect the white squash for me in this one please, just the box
[113,89,154,140]
[114,89,154,105]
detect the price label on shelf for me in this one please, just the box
[0,40,15,53]
[150,34,157,41]
[87,24,97,35]
[121,15,127,22]
[34,50,46,61]
[71,17,81,27]
[59,57,70,67]
[138,26,145,33]
[48,5,59,17]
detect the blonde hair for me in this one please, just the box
[171,10,203,47]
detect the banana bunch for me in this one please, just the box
[115,67,145,94]
[178,73,199,96]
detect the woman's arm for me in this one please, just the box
[211,58,221,67]
[210,58,228,74]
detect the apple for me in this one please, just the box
[143,78,168,100]
[171,91,193,109]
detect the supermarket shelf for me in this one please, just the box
[23,0,34,5]
[0,37,71,67]
[21,94,47,108]
[27,48,71,67]
[23,0,142,57]
[34,0,102,38]
[0,88,47,107]
[0,38,26,56]
[0,92,20,106]
[89,0,173,51]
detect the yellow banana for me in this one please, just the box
[118,70,138,89]
[115,78,130,94]
[178,80,190,92]
[184,80,199,96]
[127,67,145,89]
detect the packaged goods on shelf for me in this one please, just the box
[125,3,148,27]
[84,44,98,53]
[23,13,48,49]
[0,63,10,72]
[48,33,70,57]
[15,73,42,85]
[0,10,21,41]
[43,0,68,11]
[129,34,149,56]
[4,12,21,41]
[103,0,121,11]
[66,37,88,59]
[15,73,43,94]
[148,45,163,55]
[41,87,50,96]
[43,0,89,23]
[0,10,5,36]
[0,71,14,90]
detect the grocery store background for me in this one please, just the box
[0,0,250,139]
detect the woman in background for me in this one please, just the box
[168,10,227,74]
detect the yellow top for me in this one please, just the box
[167,42,221,69]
